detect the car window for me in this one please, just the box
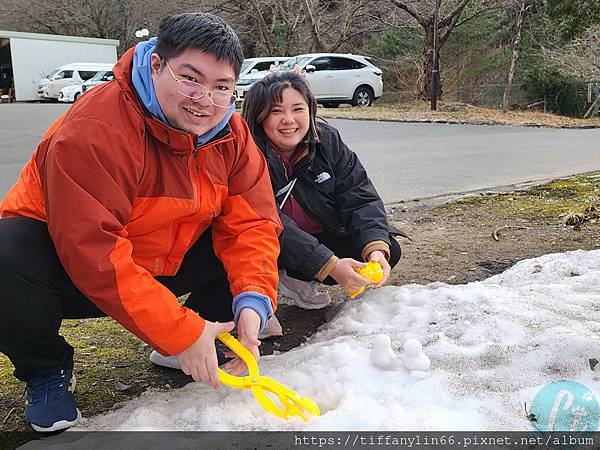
[79,71,98,81]
[331,57,366,70]
[280,56,312,71]
[91,71,114,82]
[241,60,252,73]
[254,61,274,71]
[311,57,333,71]
[54,70,73,80]
[352,59,367,69]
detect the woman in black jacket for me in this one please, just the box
[242,71,401,334]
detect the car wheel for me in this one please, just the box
[73,92,80,102]
[322,102,339,108]
[352,86,373,107]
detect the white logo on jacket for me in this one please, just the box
[314,172,331,183]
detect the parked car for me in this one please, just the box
[38,62,114,100]
[240,56,290,77]
[57,84,83,103]
[57,70,114,103]
[236,57,290,102]
[80,70,114,94]
[278,53,383,107]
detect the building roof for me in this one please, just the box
[0,30,119,46]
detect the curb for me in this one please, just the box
[318,115,600,129]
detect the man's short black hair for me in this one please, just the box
[155,13,244,77]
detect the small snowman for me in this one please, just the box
[369,334,397,370]
[402,338,430,379]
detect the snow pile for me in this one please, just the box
[74,249,600,431]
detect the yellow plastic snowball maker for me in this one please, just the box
[348,261,384,299]
[216,332,320,421]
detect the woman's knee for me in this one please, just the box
[389,236,402,269]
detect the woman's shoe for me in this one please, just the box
[258,315,283,339]
[278,271,331,309]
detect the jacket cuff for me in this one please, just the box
[160,311,205,356]
[315,255,339,282]
[232,291,274,333]
[361,241,390,261]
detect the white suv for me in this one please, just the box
[279,53,383,107]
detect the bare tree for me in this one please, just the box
[542,25,600,118]
[501,0,539,110]
[216,0,387,56]
[541,25,600,80]
[389,0,502,99]
[218,0,305,55]
[0,0,204,53]
[301,0,386,52]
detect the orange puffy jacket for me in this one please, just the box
[0,48,282,356]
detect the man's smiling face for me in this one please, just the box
[151,48,236,135]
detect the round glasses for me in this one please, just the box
[164,60,236,108]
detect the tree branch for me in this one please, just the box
[390,0,427,27]
[439,0,471,28]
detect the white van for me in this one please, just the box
[38,63,114,100]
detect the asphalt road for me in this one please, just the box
[327,118,600,204]
[1,103,600,204]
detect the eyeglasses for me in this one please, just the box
[164,60,236,108]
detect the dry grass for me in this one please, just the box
[317,100,600,129]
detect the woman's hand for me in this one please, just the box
[176,320,235,390]
[368,250,391,287]
[329,258,370,291]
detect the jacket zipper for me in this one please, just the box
[192,143,216,218]
[192,148,201,176]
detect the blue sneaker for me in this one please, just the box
[25,368,81,432]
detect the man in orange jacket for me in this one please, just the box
[0,13,281,432]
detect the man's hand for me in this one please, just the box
[224,308,262,375]
[368,250,391,287]
[176,320,234,390]
[329,258,370,291]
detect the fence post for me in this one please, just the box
[543,94,547,113]
[595,82,600,116]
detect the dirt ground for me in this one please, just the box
[1,172,598,439]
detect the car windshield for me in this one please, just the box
[279,56,312,71]
[240,60,253,74]
[90,71,113,82]
[45,69,59,79]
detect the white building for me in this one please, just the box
[0,30,119,101]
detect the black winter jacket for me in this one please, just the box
[255,122,395,280]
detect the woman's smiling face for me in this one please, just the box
[262,87,310,153]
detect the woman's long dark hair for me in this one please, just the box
[242,71,320,144]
